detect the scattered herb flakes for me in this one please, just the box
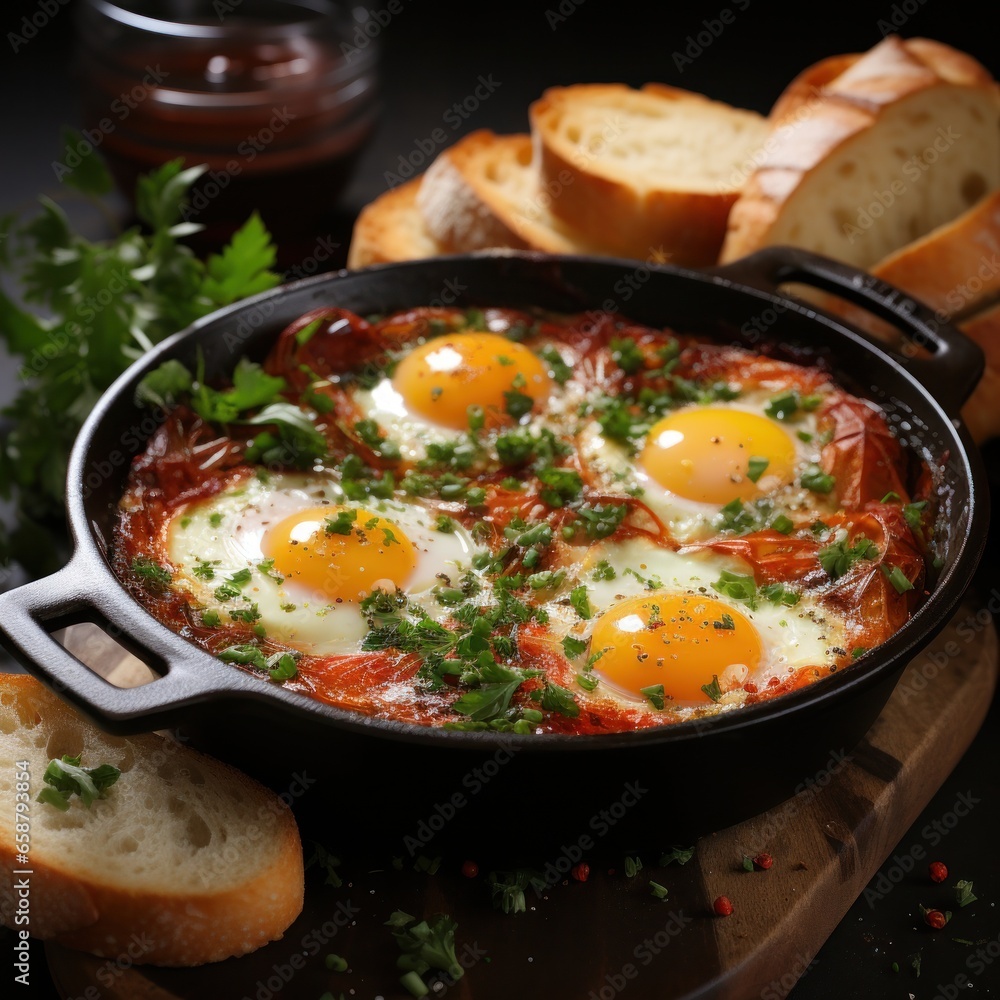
[131,555,172,588]
[700,675,723,703]
[819,536,878,580]
[306,841,343,888]
[489,869,546,915]
[624,856,643,878]
[36,754,121,811]
[640,684,665,710]
[386,910,463,996]
[954,880,978,907]
[659,846,695,866]
[649,880,669,900]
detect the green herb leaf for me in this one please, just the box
[954,880,977,907]
[569,584,592,620]
[819,535,878,580]
[701,674,723,703]
[640,684,665,710]
[131,555,172,589]
[649,880,669,900]
[883,564,914,594]
[609,337,645,374]
[659,845,695,866]
[712,570,758,610]
[37,754,120,810]
[800,465,835,494]
[746,456,769,483]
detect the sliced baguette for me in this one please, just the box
[416,130,603,255]
[816,189,1000,338]
[528,83,769,266]
[720,35,1000,269]
[0,674,303,966]
[347,177,448,268]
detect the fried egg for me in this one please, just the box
[548,535,844,712]
[352,331,556,460]
[579,393,828,542]
[167,473,485,654]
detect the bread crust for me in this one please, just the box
[720,36,1000,265]
[529,83,768,266]
[0,674,304,966]
[347,177,446,268]
[416,130,600,255]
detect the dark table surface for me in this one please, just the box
[1,1,998,997]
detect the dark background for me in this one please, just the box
[1,0,998,997]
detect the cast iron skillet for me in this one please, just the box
[0,248,988,848]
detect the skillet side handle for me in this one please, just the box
[0,561,244,734]
[710,246,986,418]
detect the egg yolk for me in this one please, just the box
[391,332,552,429]
[639,407,797,505]
[588,593,762,705]
[262,506,418,602]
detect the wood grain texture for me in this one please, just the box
[45,598,997,1000]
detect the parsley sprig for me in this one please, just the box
[0,143,281,574]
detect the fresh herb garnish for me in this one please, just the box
[36,754,121,811]
[569,584,592,619]
[609,337,645,374]
[131,555,172,589]
[489,870,546,915]
[306,841,343,888]
[659,845,695,866]
[701,675,723,702]
[712,571,758,610]
[0,151,280,573]
[883,564,914,594]
[819,535,878,580]
[746,456,769,483]
[641,684,665,710]
[800,465,835,494]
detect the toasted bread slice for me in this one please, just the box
[815,189,1000,338]
[347,177,447,268]
[416,130,602,255]
[721,36,1000,269]
[528,83,769,266]
[0,674,303,966]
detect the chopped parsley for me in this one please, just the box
[712,571,758,610]
[36,754,121,811]
[659,845,695,866]
[609,337,645,374]
[641,684,665,710]
[325,509,358,535]
[746,456,769,483]
[354,418,401,461]
[883,564,914,594]
[819,535,878,580]
[537,345,572,385]
[562,635,589,659]
[592,560,616,581]
[713,613,736,630]
[131,556,172,588]
[800,465,835,494]
[760,582,801,607]
[700,674,723,702]
[569,584,592,619]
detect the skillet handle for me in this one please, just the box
[711,246,986,418]
[0,558,249,733]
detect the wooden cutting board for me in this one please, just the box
[45,596,997,1000]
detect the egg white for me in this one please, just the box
[540,534,846,710]
[167,472,486,655]
[578,393,830,542]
